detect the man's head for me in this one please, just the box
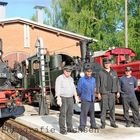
[85,67,92,78]
[125,66,132,76]
[63,66,72,77]
[103,58,111,69]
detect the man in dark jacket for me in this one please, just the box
[77,67,98,131]
[96,58,120,129]
[119,66,140,127]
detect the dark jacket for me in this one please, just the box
[96,68,120,94]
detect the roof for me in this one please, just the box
[0,17,97,42]
[93,50,107,57]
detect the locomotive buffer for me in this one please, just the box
[35,37,51,115]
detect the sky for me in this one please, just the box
[2,0,51,19]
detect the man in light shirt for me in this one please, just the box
[55,66,79,134]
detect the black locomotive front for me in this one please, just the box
[20,39,102,108]
[0,39,25,118]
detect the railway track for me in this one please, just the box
[95,112,126,123]
[0,130,14,140]
[115,113,125,122]
[0,118,59,140]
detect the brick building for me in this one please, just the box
[0,2,96,67]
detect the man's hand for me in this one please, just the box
[116,92,120,99]
[75,96,80,104]
[97,93,102,101]
[57,96,62,106]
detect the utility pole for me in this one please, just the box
[36,37,49,115]
[125,0,128,48]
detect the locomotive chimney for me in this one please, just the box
[0,1,8,20]
[80,40,87,62]
[80,40,93,62]
[34,5,45,24]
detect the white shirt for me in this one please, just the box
[55,74,76,97]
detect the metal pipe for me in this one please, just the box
[35,37,49,115]
[125,0,128,48]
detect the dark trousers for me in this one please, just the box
[79,101,96,129]
[59,97,74,132]
[122,95,140,124]
[101,93,116,125]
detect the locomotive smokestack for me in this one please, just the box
[80,40,93,62]
[80,40,87,62]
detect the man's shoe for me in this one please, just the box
[67,129,77,133]
[100,124,105,129]
[133,123,140,127]
[111,124,118,128]
[90,126,99,129]
[60,130,67,135]
[126,123,131,127]
[78,127,85,132]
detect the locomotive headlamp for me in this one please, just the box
[17,73,23,79]
[80,72,85,77]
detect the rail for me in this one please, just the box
[0,118,59,140]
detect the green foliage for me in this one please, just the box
[44,0,140,54]
[44,0,62,27]
[31,14,36,21]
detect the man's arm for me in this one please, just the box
[55,76,62,106]
[96,73,102,100]
[55,76,61,97]
[116,74,120,99]
[77,78,82,97]
[134,77,138,90]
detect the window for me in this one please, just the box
[24,24,30,48]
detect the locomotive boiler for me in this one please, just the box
[0,39,25,118]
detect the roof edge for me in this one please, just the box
[0,17,97,42]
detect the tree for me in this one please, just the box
[44,0,62,27]
[44,0,140,53]
[128,0,140,57]
[55,0,125,50]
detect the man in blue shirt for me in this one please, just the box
[77,67,98,131]
[119,66,140,127]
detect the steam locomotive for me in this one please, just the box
[20,39,102,109]
[0,39,25,118]
[20,38,140,110]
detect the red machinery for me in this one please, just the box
[94,47,140,101]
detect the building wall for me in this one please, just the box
[0,22,81,67]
